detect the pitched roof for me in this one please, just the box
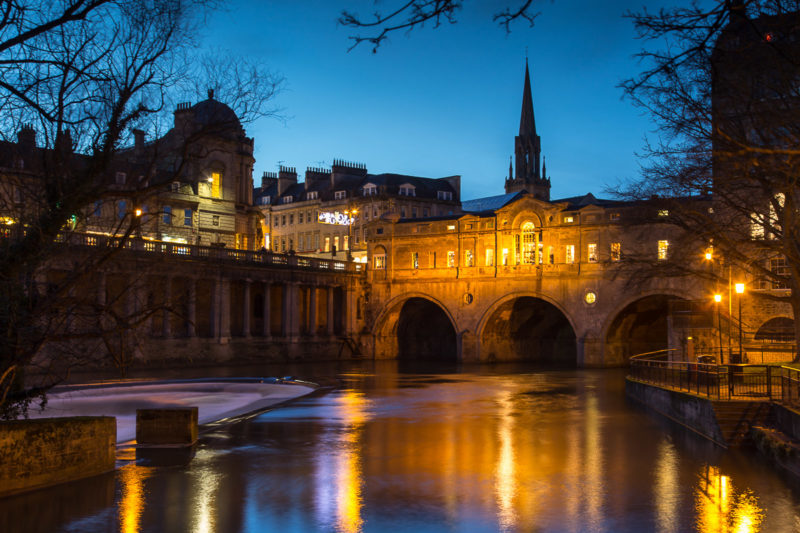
[461,191,523,213]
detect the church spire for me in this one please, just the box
[519,59,536,137]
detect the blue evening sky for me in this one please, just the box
[206,1,664,201]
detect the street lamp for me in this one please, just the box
[735,283,745,362]
[713,293,723,362]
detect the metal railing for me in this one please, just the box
[628,349,794,402]
[51,232,364,273]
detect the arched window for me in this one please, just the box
[521,222,537,264]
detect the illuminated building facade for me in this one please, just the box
[254,160,460,261]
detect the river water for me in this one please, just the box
[3,362,800,532]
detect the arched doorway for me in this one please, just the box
[481,297,577,365]
[605,295,681,364]
[397,298,457,361]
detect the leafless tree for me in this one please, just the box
[339,0,541,52]
[614,0,800,358]
[0,0,281,417]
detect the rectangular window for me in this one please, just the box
[437,190,453,200]
[565,244,575,264]
[94,201,102,218]
[324,236,330,252]
[298,212,303,224]
[657,240,669,260]
[334,190,346,200]
[299,235,304,250]
[282,215,286,226]
[211,171,221,198]
[465,249,474,267]
[401,207,407,218]
[429,251,436,268]
[538,243,544,264]
[374,254,386,269]
[344,235,349,251]
[289,214,294,225]
[212,215,220,227]
[611,242,621,262]
[373,207,378,218]
[563,215,574,223]
[363,185,377,196]
[315,234,320,250]
[162,206,171,224]
[588,243,598,263]
[657,209,669,217]
[770,258,789,289]
[423,208,429,217]
[183,208,192,226]
[447,251,456,268]
[118,200,126,220]
[282,196,293,204]
[334,235,339,251]
[610,212,620,221]
[515,235,521,265]
[412,207,418,218]
[307,191,318,200]
[355,233,360,245]
[412,252,419,269]
[502,248,509,266]
[548,246,554,264]
[485,248,494,267]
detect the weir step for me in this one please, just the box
[711,401,773,446]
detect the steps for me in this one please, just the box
[711,401,774,446]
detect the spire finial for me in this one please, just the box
[208,88,214,100]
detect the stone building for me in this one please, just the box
[254,160,460,261]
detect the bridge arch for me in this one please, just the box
[754,316,795,342]
[602,290,688,365]
[477,292,578,365]
[372,293,458,360]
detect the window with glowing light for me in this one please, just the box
[411,252,419,269]
[465,249,474,267]
[447,250,455,267]
[588,243,598,263]
[658,240,669,260]
[374,254,386,269]
[611,242,621,262]
[485,248,494,266]
[521,222,537,264]
[565,244,575,264]
[211,171,221,198]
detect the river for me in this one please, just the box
[2,362,800,532]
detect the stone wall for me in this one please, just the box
[0,417,116,498]
[625,378,725,445]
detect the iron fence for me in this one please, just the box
[629,350,794,403]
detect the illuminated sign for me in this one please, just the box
[318,211,354,225]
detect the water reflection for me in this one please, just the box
[694,465,764,533]
[3,366,800,532]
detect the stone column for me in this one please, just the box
[187,278,197,338]
[262,283,271,339]
[344,285,355,336]
[242,279,251,338]
[284,282,300,340]
[162,276,172,339]
[219,277,231,341]
[309,285,318,337]
[327,286,335,337]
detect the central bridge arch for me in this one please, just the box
[478,293,578,365]
[373,293,458,361]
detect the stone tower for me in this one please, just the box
[505,60,550,200]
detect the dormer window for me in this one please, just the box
[363,184,377,196]
[115,172,127,185]
[334,190,346,200]
[307,191,318,200]
[260,196,271,205]
[282,196,293,204]
[437,190,453,201]
[170,181,180,192]
[399,184,416,197]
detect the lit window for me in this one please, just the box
[588,243,598,263]
[324,236,330,252]
[521,222,536,264]
[611,242,621,262]
[657,240,669,260]
[658,209,669,217]
[750,212,765,239]
[465,249,474,267]
[548,246,554,264]
[211,171,221,198]
[334,236,339,251]
[447,224,456,231]
[183,208,192,227]
[447,251,456,267]
[344,235,349,250]
[565,245,575,264]
[334,190,346,200]
[412,252,419,269]
[502,248,509,266]
[437,190,453,200]
[563,215,574,223]
[610,212,620,221]
[163,205,172,225]
[485,248,494,267]
[374,254,386,269]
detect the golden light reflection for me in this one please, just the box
[695,466,764,533]
[191,466,222,533]
[316,390,370,533]
[654,440,679,533]
[118,464,152,533]
[494,391,517,531]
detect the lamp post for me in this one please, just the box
[714,293,723,363]
[735,283,745,362]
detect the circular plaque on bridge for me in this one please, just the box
[584,291,597,305]
[463,293,473,305]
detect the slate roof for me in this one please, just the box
[461,191,523,213]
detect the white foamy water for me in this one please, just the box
[24,380,314,443]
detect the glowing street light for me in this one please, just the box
[134,208,142,217]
